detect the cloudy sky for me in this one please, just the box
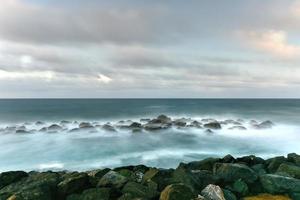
[0,0,300,98]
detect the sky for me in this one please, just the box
[0,0,300,98]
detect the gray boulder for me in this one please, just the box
[201,184,225,200]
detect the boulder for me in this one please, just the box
[222,154,235,163]
[266,156,287,173]
[213,163,258,183]
[0,172,60,200]
[35,121,44,125]
[251,164,267,175]
[242,194,291,200]
[276,163,300,179]
[129,122,142,129]
[57,173,90,197]
[179,157,220,171]
[48,124,63,131]
[253,120,274,129]
[173,119,187,127]
[190,120,202,128]
[88,168,111,187]
[15,130,30,134]
[201,184,225,200]
[260,174,300,193]
[0,171,28,189]
[79,122,93,129]
[66,188,111,200]
[236,155,265,166]
[204,122,221,129]
[231,179,249,196]
[122,181,158,199]
[157,115,171,123]
[102,124,116,132]
[287,153,300,166]
[159,184,194,200]
[222,189,237,200]
[228,126,247,130]
[142,168,173,191]
[97,171,128,189]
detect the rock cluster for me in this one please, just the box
[0,115,274,134]
[1,153,300,200]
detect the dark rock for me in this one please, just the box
[213,163,258,184]
[253,120,274,129]
[290,192,300,200]
[236,155,265,166]
[142,168,173,191]
[179,157,220,171]
[173,119,187,127]
[15,130,30,134]
[102,124,116,132]
[157,115,171,122]
[266,156,287,173]
[79,122,94,129]
[160,183,194,200]
[276,163,300,179]
[204,122,221,129]
[39,127,48,132]
[0,171,28,189]
[260,174,300,193]
[222,154,235,163]
[35,121,44,125]
[205,129,214,135]
[48,124,63,131]
[0,172,60,200]
[97,171,128,189]
[122,182,158,199]
[190,120,202,127]
[201,184,225,200]
[228,126,247,130]
[287,153,300,166]
[88,168,111,187]
[251,164,267,175]
[128,122,142,129]
[231,179,249,196]
[66,188,111,200]
[57,173,90,197]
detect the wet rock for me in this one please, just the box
[129,122,142,129]
[173,119,187,127]
[236,155,265,166]
[287,153,300,166]
[276,163,300,179]
[0,172,60,200]
[66,188,111,200]
[102,124,116,132]
[201,184,225,200]
[35,121,44,125]
[213,163,258,184]
[69,128,80,133]
[157,115,172,123]
[15,130,30,134]
[242,194,291,200]
[222,189,237,200]
[48,124,63,131]
[160,183,194,200]
[228,126,247,130]
[144,123,170,131]
[205,129,214,135]
[97,171,128,189]
[142,168,173,191]
[58,173,90,197]
[231,179,249,196]
[190,120,202,128]
[0,171,28,189]
[122,181,158,199]
[251,164,267,175]
[204,122,221,129]
[179,157,220,171]
[140,118,151,123]
[260,174,300,193]
[222,154,235,163]
[79,122,93,129]
[87,168,111,187]
[39,127,48,132]
[249,120,257,125]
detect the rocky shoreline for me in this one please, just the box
[0,115,275,134]
[1,153,300,200]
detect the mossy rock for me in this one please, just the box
[88,168,111,187]
[97,171,128,189]
[179,157,220,171]
[276,163,300,179]
[58,172,90,197]
[142,168,173,191]
[266,157,287,173]
[242,193,291,200]
[159,184,194,200]
[222,189,237,200]
[287,153,300,166]
[260,174,300,193]
[0,171,28,189]
[232,179,249,196]
[122,181,158,199]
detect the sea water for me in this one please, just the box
[0,99,299,172]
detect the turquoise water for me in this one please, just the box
[0,99,299,172]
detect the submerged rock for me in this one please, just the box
[228,126,247,130]
[79,122,93,129]
[160,183,194,200]
[102,124,116,132]
[201,184,225,200]
[15,129,30,134]
[204,122,221,130]
[253,120,274,129]
[48,124,63,131]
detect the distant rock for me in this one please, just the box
[228,126,247,130]
[48,124,63,131]
[253,120,274,129]
[35,121,45,125]
[79,122,93,129]
[102,124,116,132]
[15,130,30,134]
[204,122,221,129]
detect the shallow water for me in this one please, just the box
[0,99,299,172]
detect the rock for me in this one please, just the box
[287,153,300,166]
[35,121,44,125]
[157,115,171,123]
[190,120,202,127]
[0,172,60,200]
[129,122,142,129]
[160,184,194,200]
[204,122,221,129]
[144,123,170,131]
[140,118,151,123]
[251,164,267,175]
[213,163,258,183]
[79,122,94,129]
[58,173,90,197]
[15,130,30,134]
[48,124,63,131]
[88,168,111,187]
[97,171,128,189]
[260,174,300,193]
[253,120,274,129]
[222,189,237,200]
[0,171,28,189]
[179,157,220,171]
[228,126,247,130]
[66,188,111,200]
[102,124,116,132]
[290,192,300,200]
[201,184,225,200]
[222,154,235,163]
[242,194,291,200]
[173,119,187,127]
[122,181,158,199]
[266,156,287,173]
[142,168,173,191]
[60,120,71,125]
[236,155,265,166]
[205,129,214,135]
[249,120,257,125]
[232,179,249,196]
[39,127,48,132]
[276,163,300,179]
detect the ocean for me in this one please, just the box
[0,99,299,172]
